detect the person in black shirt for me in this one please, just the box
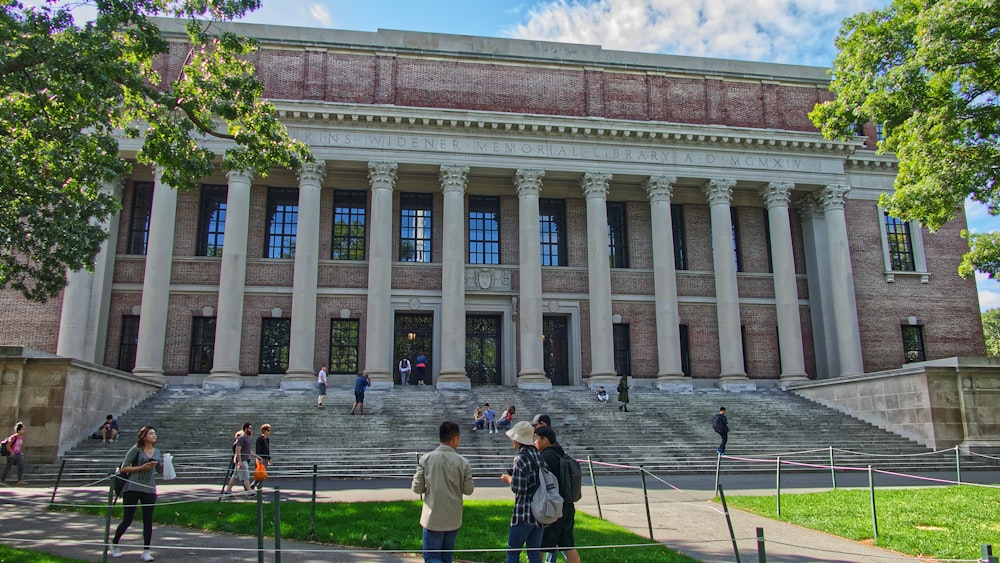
[712,407,729,455]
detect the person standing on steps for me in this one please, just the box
[415,353,428,385]
[616,373,632,412]
[412,420,475,563]
[351,372,370,415]
[1,422,27,486]
[110,426,162,561]
[316,365,328,408]
[712,407,729,455]
[399,357,412,386]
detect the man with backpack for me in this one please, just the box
[500,420,546,563]
[712,406,730,455]
[534,425,581,563]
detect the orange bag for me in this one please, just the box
[254,459,268,482]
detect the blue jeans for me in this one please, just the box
[422,527,458,563]
[506,522,543,563]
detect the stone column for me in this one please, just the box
[703,178,749,384]
[796,197,836,378]
[283,161,327,388]
[437,165,472,389]
[205,170,253,389]
[132,167,177,383]
[582,172,617,388]
[364,161,397,390]
[84,179,124,364]
[644,176,687,389]
[819,184,865,376]
[515,169,551,389]
[58,180,123,362]
[760,182,808,381]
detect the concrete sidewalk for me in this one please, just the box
[0,478,926,563]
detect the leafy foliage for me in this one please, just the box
[810,0,1000,278]
[982,308,1000,357]
[0,0,310,301]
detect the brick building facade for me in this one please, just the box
[0,20,985,390]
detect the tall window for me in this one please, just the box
[469,196,500,265]
[763,211,773,273]
[539,199,566,266]
[118,315,139,371]
[607,201,629,268]
[189,317,216,373]
[731,207,742,272]
[332,190,367,260]
[126,182,154,255]
[902,325,926,363]
[330,319,360,374]
[884,212,916,271]
[672,204,687,270]
[612,323,631,375]
[265,187,298,259]
[400,192,433,262]
[679,324,691,376]
[259,318,291,374]
[196,185,227,257]
[875,123,886,141]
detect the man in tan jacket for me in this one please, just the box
[412,420,475,563]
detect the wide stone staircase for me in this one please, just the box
[34,385,992,486]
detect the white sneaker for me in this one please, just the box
[141,550,155,561]
[110,545,122,558]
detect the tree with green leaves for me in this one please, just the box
[982,309,1000,357]
[0,0,310,301]
[810,0,999,279]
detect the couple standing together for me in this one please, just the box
[399,353,428,385]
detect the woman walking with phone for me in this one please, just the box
[110,426,162,561]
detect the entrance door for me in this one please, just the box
[466,315,501,385]
[394,313,433,385]
[543,315,569,385]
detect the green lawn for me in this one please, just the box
[0,545,86,563]
[724,485,1000,561]
[63,499,697,563]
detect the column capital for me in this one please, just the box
[298,160,327,187]
[818,184,851,211]
[644,176,677,203]
[439,164,469,194]
[515,169,545,197]
[226,169,253,186]
[760,181,795,209]
[152,165,166,184]
[702,178,736,206]
[581,172,612,200]
[795,194,823,221]
[368,161,398,191]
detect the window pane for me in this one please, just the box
[902,325,926,363]
[469,196,500,265]
[189,317,216,373]
[119,315,140,371]
[266,187,298,259]
[400,193,433,262]
[679,324,691,376]
[196,185,227,257]
[333,190,367,260]
[613,323,631,375]
[607,201,629,268]
[259,318,291,373]
[126,182,154,255]
[672,204,687,270]
[731,207,742,272]
[885,213,916,271]
[539,199,566,266]
[330,319,360,373]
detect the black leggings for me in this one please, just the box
[114,491,157,549]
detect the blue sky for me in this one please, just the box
[238,0,1000,311]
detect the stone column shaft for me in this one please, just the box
[84,180,124,365]
[133,168,177,382]
[364,161,397,389]
[582,172,617,386]
[515,169,550,389]
[761,182,808,381]
[284,161,327,386]
[820,185,865,376]
[438,165,471,389]
[58,265,96,362]
[206,170,252,388]
[704,179,747,380]
[644,177,686,387]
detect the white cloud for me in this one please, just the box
[978,287,1000,312]
[310,3,333,27]
[508,0,889,65]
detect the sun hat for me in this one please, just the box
[506,420,535,445]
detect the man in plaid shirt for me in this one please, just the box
[500,420,544,563]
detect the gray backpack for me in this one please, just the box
[530,459,564,525]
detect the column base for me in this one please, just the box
[280,369,316,391]
[584,374,619,391]
[717,374,757,392]
[366,369,394,391]
[655,374,693,393]
[778,372,810,385]
[204,369,243,390]
[131,368,166,386]
[437,369,471,390]
[517,370,552,390]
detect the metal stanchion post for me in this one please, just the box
[756,527,766,563]
[587,456,602,519]
[868,465,878,539]
[715,452,722,494]
[955,445,962,484]
[717,485,743,563]
[981,544,997,563]
[273,487,282,563]
[775,456,781,518]
[829,446,837,489]
[256,488,264,563]
[103,472,115,563]
[309,464,318,536]
[639,465,653,541]
[51,458,66,505]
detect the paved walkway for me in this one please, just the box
[0,472,960,563]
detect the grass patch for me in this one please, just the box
[62,499,697,563]
[0,545,87,562]
[724,485,1000,560]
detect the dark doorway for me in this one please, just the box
[466,315,501,385]
[394,313,433,385]
[543,315,569,385]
